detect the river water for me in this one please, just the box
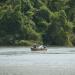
[0,47,75,75]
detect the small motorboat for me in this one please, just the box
[31,45,47,51]
[31,47,47,51]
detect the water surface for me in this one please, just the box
[0,47,75,75]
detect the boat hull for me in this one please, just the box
[31,48,47,51]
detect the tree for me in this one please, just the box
[0,5,23,45]
[45,10,73,46]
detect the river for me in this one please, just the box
[0,47,75,75]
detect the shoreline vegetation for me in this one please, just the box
[0,0,75,47]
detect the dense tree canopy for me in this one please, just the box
[0,0,75,46]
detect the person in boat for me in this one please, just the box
[33,43,37,48]
[32,43,47,49]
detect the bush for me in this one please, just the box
[15,40,32,46]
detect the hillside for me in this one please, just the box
[0,0,75,46]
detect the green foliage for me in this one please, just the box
[0,0,75,46]
[30,0,43,9]
[47,0,69,12]
[45,10,73,46]
[0,0,7,3]
[15,40,33,46]
[21,0,33,14]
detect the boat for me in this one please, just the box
[31,45,47,51]
[31,47,47,51]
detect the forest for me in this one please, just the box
[0,0,75,46]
